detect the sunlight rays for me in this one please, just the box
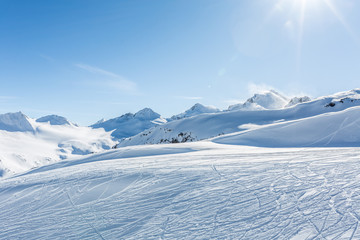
[271,0,356,69]
[297,0,307,70]
[322,0,356,41]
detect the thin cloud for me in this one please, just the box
[75,63,138,94]
[175,96,203,100]
[39,54,55,62]
[75,63,120,78]
[0,96,17,103]
[0,96,17,100]
[247,82,275,95]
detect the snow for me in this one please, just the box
[133,107,161,120]
[91,108,166,140]
[285,96,311,108]
[228,90,289,111]
[2,89,360,238]
[170,103,220,121]
[0,115,115,177]
[213,106,360,147]
[1,142,360,239]
[118,89,360,147]
[0,112,34,132]
[36,114,73,126]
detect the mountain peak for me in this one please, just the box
[0,111,34,132]
[171,103,220,121]
[285,96,311,108]
[134,108,160,120]
[229,90,289,111]
[36,115,72,126]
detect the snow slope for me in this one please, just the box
[118,89,360,147]
[0,112,34,132]
[169,103,220,121]
[0,114,115,177]
[91,108,166,139]
[213,106,360,147]
[285,96,311,107]
[1,142,360,239]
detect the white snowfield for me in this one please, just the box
[118,89,360,147]
[1,142,360,239]
[0,114,115,177]
[213,106,360,147]
[91,108,167,140]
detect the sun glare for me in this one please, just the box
[271,0,354,68]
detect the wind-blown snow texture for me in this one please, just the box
[91,108,166,139]
[1,142,360,239]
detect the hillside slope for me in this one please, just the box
[91,108,166,139]
[1,143,360,239]
[0,113,115,177]
[117,89,360,147]
[214,106,360,147]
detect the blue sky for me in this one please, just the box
[1,0,360,125]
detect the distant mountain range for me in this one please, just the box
[0,112,115,176]
[2,89,360,177]
[116,89,360,147]
[90,108,166,139]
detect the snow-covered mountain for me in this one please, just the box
[0,113,115,177]
[0,111,34,132]
[91,108,166,139]
[3,89,360,238]
[213,105,360,147]
[285,96,311,107]
[228,90,289,111]
[36,114,73,126]
[117,89,360,147]
[169,103,220,121]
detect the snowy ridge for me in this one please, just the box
[170,103,220,121]
[0,112,34,132]
[228,90,289,111]
[117,89,360,147]
[36,114,73,126]
[285,96,311,107]
[0,114,115,177]
[213,105,360,147]
[91,108,166,139]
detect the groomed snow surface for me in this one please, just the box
[1,142,360,239]
[2,89,360,239]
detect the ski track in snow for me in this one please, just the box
[1,143,360,239]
